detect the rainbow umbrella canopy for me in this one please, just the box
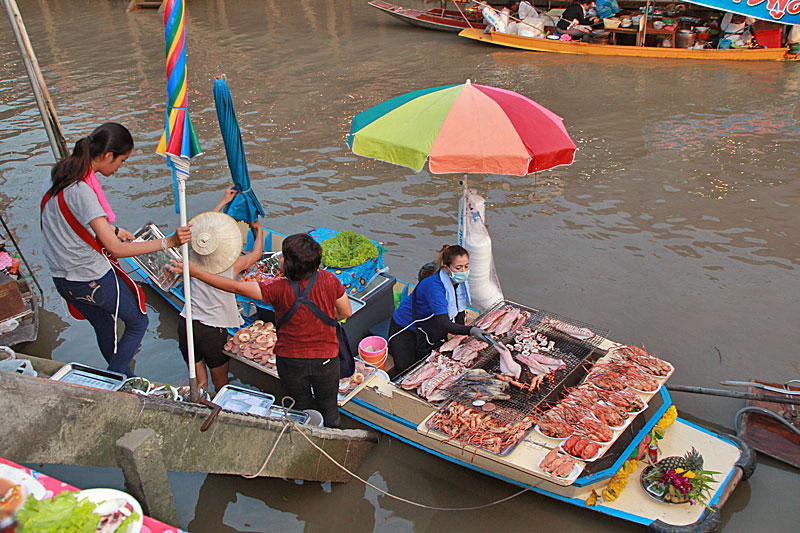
[347,80,575,176]
[156,0,202,170]
[155,0,202,401]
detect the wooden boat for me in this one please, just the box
[0,354,377,483]
[458,27,795,61]
[735,380,800,469]
[0,277,39,347]
[369,0,486,32]
[125,225,756,531]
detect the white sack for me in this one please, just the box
[458,188,504,311]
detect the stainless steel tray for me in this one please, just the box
[128,222,182,291]
[50,363,126,391]
[212,385,275,417]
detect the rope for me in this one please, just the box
[242,419,291,478]
[453,1,478,32]
[280,414,536,511]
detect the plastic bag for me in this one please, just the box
[518,15,546,38]
[482,5,507,33]
[458,188,504,311]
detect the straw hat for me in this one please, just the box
[188,211,243,274]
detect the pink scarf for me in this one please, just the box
[83,168,116,223]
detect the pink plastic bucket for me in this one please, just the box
[359,336,388,369]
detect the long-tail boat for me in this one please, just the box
[458,27,794,61]
[369,0,486,32]
[124,224,756,531]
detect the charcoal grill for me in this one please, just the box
[440,300,610,426]
[396,299,610,427]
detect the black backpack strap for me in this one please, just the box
[275,272,339,330]
[275,272,319,330]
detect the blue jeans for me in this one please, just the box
[53,269,149,377]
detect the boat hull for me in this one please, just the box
[123,229,752,529]
[458,28,793,61]
[370,0,486,33]
[1,355,377,483]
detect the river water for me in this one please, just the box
[2,0,799,530]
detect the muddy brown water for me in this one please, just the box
[2,1,799,530]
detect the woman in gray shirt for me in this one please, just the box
[41,122,190,376]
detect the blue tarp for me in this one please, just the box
[213,77,266,223]
[309,228,386,295]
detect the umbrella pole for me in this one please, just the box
[172,156,199,402]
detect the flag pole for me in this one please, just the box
[171,156,199,402]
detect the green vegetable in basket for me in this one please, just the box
[321,231,378,268]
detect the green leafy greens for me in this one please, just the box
[16,491,141,532]
[321,231,378,268]
[16,492,99,532]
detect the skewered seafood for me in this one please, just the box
[534,409,573,439]
[591,402,627,428]
[542,316,595,340]
[539,447,578,478]
[399,352,468,401]
[400,353,451,390]
[429,403,535,454]
[575,416,613,443]
[595,388,646,413]
[609,344,673,377]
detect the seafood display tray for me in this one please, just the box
[337,359,382,405]
[423,400,534,457]
[129,222,183,291]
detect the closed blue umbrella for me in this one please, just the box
[213,76,265,222]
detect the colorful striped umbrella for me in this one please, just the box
[156,0,201,163]
[155,0,202,401]
[347,80,575,176]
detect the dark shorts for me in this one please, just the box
[177,316,230,369]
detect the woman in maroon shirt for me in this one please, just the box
[182,233,352,427]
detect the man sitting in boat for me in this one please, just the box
[556,0,599,41]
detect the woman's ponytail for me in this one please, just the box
[47,123,133,197]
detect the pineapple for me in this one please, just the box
[657,447,704,473]
[684,447,704,472]
[656,455,686,472]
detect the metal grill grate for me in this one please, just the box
[393,300,608,417]
[436,300,608,424]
